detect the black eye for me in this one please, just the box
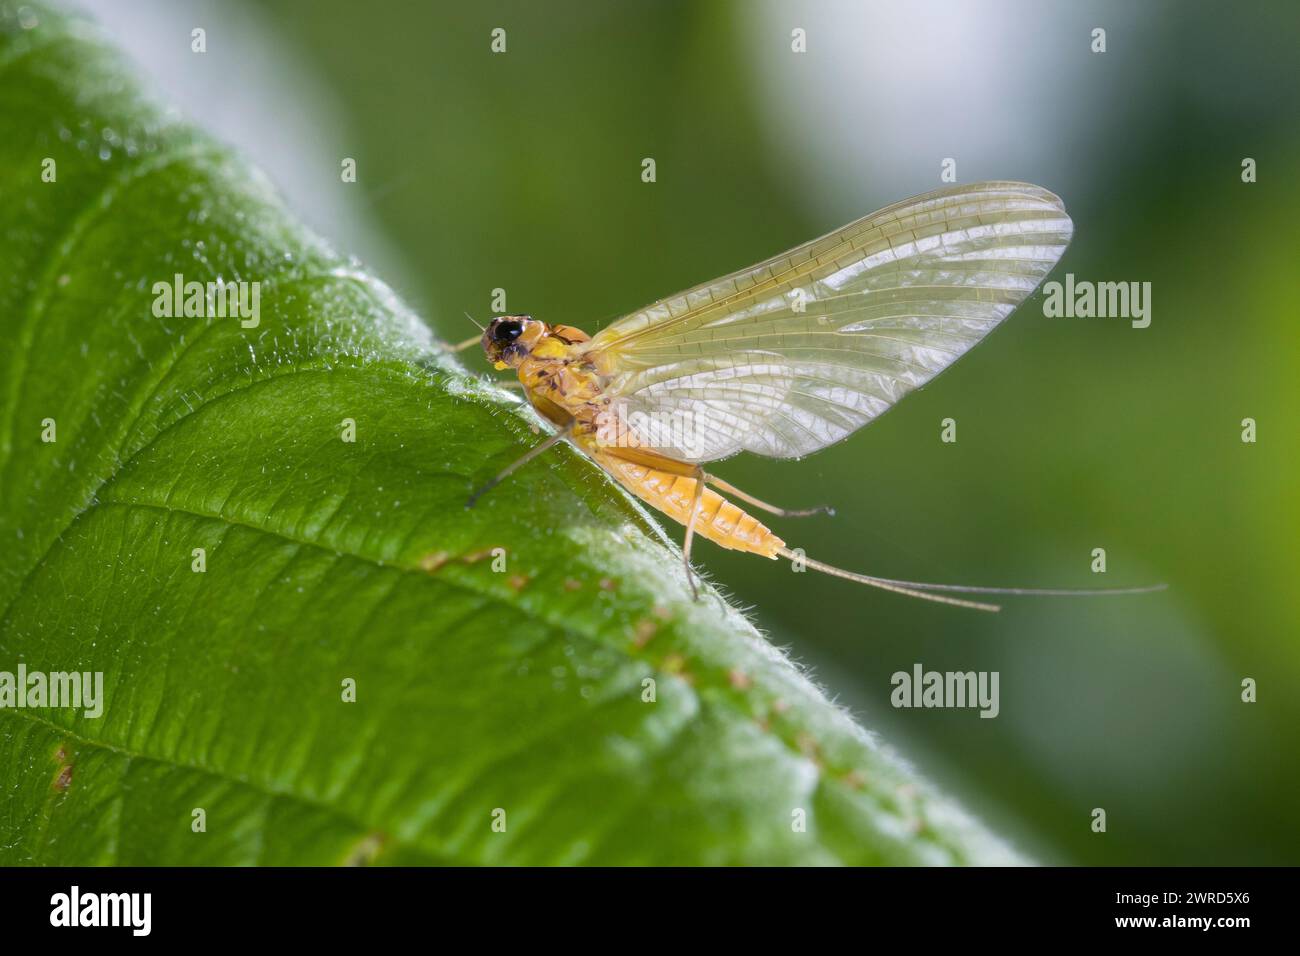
[493,320,523,343]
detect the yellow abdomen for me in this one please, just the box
[592,451,784,558]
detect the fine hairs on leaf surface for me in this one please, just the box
[0,2,1022,865]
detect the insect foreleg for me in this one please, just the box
[703,473,834,518]
[466,422,575,508]
[442,335,483,353]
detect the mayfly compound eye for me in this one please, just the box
[493,319,523,343]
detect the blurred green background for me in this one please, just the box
[74,0,1299,864]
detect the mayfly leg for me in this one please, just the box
[466,422,574,508]
[704,473,833,518]
[442,335,482,353]
[442,314,487,353]
[682,467,706,601]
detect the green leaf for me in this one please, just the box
[0,2,1020,865]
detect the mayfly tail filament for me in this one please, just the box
[776,547,1167,613]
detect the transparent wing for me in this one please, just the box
[584,181,1072,462]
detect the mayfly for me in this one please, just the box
[452,182,1164,611]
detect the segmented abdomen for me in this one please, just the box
[594,453,784,558]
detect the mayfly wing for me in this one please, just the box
[580,181,1073,463]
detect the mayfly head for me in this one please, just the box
[482,314,547,369]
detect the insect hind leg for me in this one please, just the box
[681,467,705,601]
[704,473,834,518]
